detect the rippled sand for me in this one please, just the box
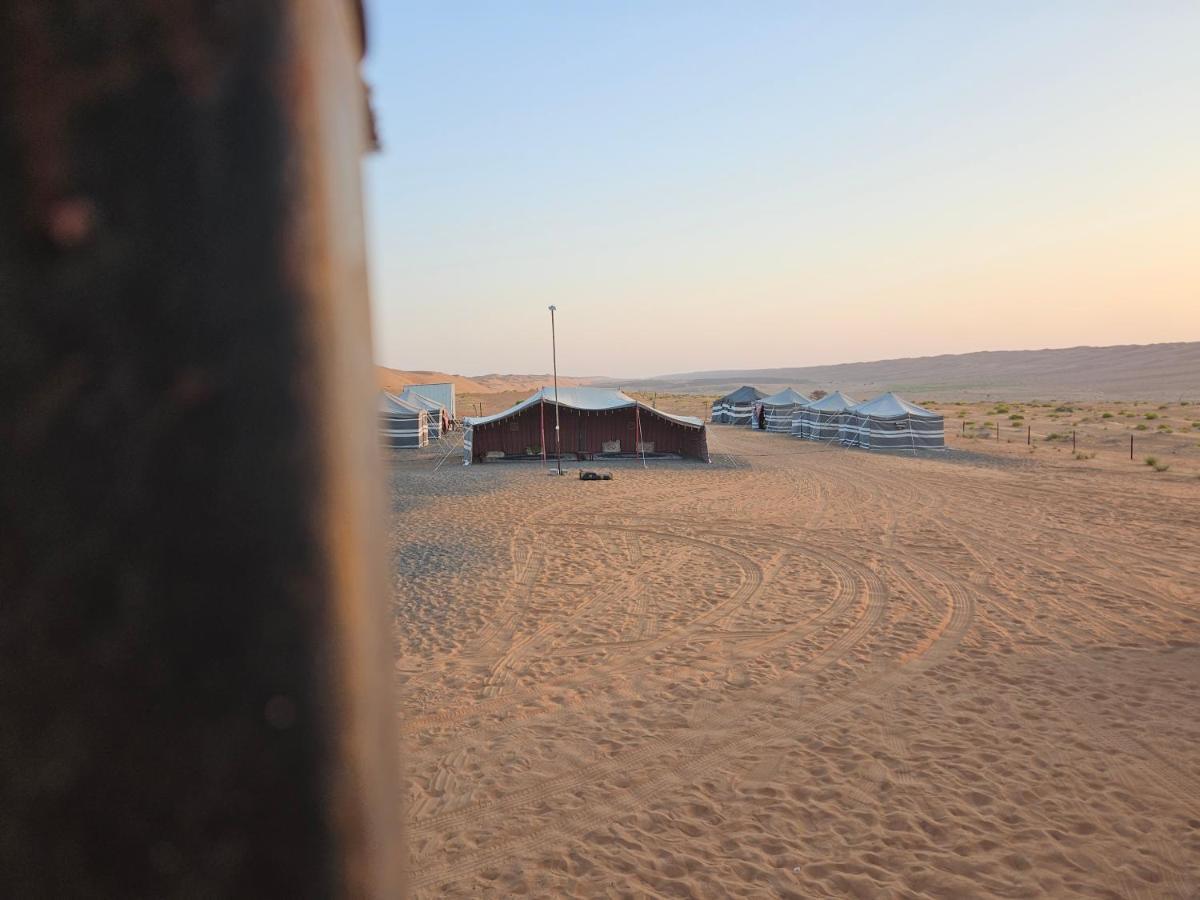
[388,426,1200,898]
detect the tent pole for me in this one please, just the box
[636,405,646,468]
[549,306,562,474]
[540,399,547,466]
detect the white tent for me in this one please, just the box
[378,393,429,449]
[753,387,812,432]
[839,392,944,450]
[792,391,858,441]
[394,389,449,439]
[406,382,455,420]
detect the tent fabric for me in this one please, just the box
[711,385,765,425]
[753,387,812,432]
[792,391,858,441]
[406,382,455,420]
[463,386,708,465]
[378,393,429,448]
[838,392,944,450]
[394,389,450,438]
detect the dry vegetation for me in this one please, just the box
[920,398,1200,479]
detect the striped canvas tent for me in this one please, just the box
[792,391,859,441]
[711,386,765,425]
[838,393,944,450]
[395,389,449,439]
[378,393,429,449]
[754,387,812,432]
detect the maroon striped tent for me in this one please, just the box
[463,387,708,465]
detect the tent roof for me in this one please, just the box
[466,386,703,429]
[760,387,811,406]
[852,392,939,419]
[379,392,425,415]
[717,385,766,403]
[806,390,859,412]
[395,389,443,412]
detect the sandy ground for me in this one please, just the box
[387,423,1200,898]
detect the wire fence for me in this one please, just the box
[949,415,1198,470]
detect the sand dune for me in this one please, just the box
[598,341,1200,400]
[387,424,1200,897]
[376,367,599,395]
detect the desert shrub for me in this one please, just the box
[1158,425,1172,433]
[1144,456,1158,467]
[1101,412,1113,419]
[1045,433,1063,441]
[1009,413,1023,420]
[1135,424,1148,431]
[1012,420,1024,428]
[1074,451,1095,460]
[1145,412,1159,420]
[1192,421,1200,429]
[810,389,828,400]
[993,404,1010,414]
[1154,462,1170,472]
[1158,404,1169,410]
[1055,405,1073,413]
[1182,400,1191,406]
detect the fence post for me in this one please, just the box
[1027,425,1031,445]
[1131,434,1134,460]
[1073,430,1076,452]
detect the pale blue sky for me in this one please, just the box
[364,2,1200,376]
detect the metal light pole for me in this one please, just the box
[549,305,562,474]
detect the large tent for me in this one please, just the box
[753,387,812,432]
[394,389,450,438]
[378,393,429,449]
[793,391,859,441]
[839,392,944,450]
[711,386,765,425]
[464,386,708,465]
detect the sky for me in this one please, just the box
[364,2,1200,377]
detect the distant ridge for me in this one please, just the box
[375,367,599,395]
[596,342,1200,400]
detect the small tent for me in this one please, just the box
[378,393,429,449]
[395,389,450,439]
[464,386,708,465]
[753,387,812,432]
[793,391,859,441]
[406,382,456,421]
[839,393,944,450]
[711,386,765,425]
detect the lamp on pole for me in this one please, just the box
[549,305,562,474]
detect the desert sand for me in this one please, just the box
[388,420,1200,897]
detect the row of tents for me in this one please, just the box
[711,386,945,450]
[378,389,453,448]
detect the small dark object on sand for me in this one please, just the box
[579,470,613,481]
